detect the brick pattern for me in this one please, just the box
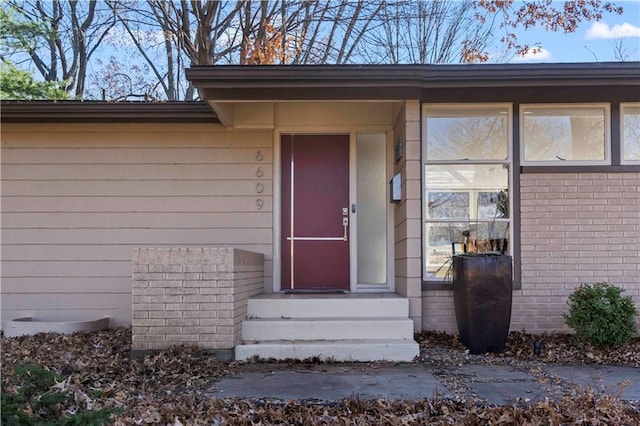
[393,100,423,331]
[517,172,640,332]
[132,247,263,351]
[422,172,640,334]
[421,291,457,334]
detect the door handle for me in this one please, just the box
[342,217,349,241]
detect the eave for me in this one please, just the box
[186,62,640,102]
[0,101,219,124]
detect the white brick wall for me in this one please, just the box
[394,101,423,331]
[132,247,263,351]
[421,291,457,334]
[517,172,640,332]
[422,172,640,334]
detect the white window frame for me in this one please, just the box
[621,103,640,165]
[520,103,611,166]
[422,103,513,282]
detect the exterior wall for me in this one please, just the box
[393,101,423,330]
[421,290,457,334]
[270,101,401,292]
[1,102,403,330]
[422,172,640,334]
[515,172,640,332]
[132,247,263,351]
[1,124,273,327]
[274,102,399,129]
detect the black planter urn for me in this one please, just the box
[452,254,513,354]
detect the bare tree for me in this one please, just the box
[6,0,625,100]
[5,0,117,97]
[243,1,385,65]
[358,0,495,64]
[613,37,639,62]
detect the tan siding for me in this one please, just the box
[2,124,271,147]
[2,212,272,229]
[2,164,272,180]
[2,180,273,197]
[3,148,273,164]
[3,196,273,212]
[2,277,133,293]
[4,293,131,310]
[3,229,272,244]
[2,260,131,277]
[1,124,273,327]
[1,244,274,260]
[275,102,397,128]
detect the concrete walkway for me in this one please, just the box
[212,363,639,405]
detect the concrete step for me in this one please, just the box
[247,295,409,319]
[241,317,415,341]
[235,339,420,362]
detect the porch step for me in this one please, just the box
[235,339,420,362]
[242,317,415,341]
[247,294,409,318]
[236,294,420,362]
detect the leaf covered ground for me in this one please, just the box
[2,328,639,425]
[415,330,640,367]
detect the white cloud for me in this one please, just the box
[586,21,640,40]
[510,47,553,63]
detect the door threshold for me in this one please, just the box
[283,289,349,295]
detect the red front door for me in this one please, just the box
[281,134,350,290]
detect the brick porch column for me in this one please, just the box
[132,247,263,358]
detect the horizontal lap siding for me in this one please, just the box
[1,124,273,327]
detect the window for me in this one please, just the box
[423,105,512,281]
[621,103,640,164]
[521,104,610,165]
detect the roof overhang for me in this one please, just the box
[186,62,640,102]
[0,101,219,124]
[186,62,640,127]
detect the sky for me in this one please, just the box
[510,0,640,63]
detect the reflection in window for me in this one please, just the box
[425,108,508,161]
[521,105,609,164]
[427,192,469,220]
[423,105,512,281]
[622,104,640,163]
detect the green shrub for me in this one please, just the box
[563,282,638,348]
[1,364,119,425]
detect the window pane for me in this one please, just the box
[425,164,509,220]
[425,107,509,160]
[425,222,467,279]
[427,192,469,220]
[356,133,387,284]
[522,106,607,162]
[478,190,509,219]
[424,221,510,279]
[622,105,640,162]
